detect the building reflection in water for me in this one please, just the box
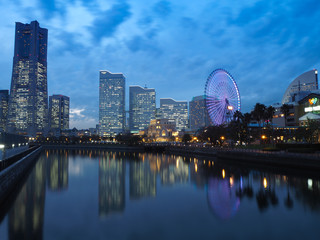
[129,159,156,199]
[99,152,125,217]
[47,150,68,191]
[8,155,46,240]
[160,155,189,185]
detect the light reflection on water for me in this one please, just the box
[0,149,320,239]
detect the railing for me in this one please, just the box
[0,146,40,172]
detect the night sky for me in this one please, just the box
[0,0,319,129]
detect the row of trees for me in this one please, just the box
[197,102,319,145]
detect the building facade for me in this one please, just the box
[159,98,188,131]
[0,90,9,131]
[147,119,177,141]
[49,95,70,131]
[189,95,210,131]
[129,86,156,133]
[7,21,48,136]
[282,69,318,104]
[99,71,125,137]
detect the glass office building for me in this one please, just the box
[99,71,125,137]
[189,95,210,131]
[159,98,188,131]
[0,90,9,131]
[49,95,70,130]
[7,21,48,136]
[129,86,156,133]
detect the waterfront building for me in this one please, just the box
[99,71,125,137]
[7,21,48,136]
[159,98,188,131]
[147,118,177,141]
[49,95,70,131]
[189,95,210,131]
[129,86,156,133]
[0,90,9,131]
[282,69,318,104]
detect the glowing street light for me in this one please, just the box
[227,105,233,110]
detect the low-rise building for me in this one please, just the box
[147,119,178,141]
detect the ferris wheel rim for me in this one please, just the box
[204,69,241,125]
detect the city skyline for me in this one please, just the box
[0,0,319,129]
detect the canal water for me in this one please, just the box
[0,149,320,239]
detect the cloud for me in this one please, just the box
[90,1,132,42]
[70,108,85,118]
[153,1,171,18]
[70,108,97,129]
[0,0,320,130]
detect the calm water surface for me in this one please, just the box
[0,149,320,239]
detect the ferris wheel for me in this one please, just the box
[205,69,241,125]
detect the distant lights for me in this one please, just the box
[263,177,268,189]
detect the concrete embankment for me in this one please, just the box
[0,146,42,205]
[216,150,320,169]
[161,145,320,170]
[41,143,145,152]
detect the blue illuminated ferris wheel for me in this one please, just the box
[205,69,241,125]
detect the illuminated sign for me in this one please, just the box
[308,98,318,105]
[305,106,320,112]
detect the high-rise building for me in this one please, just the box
[159,98,188,131]
[0,90,9,131]
[189,95,210,131]
[99,70,125,137]
[129,86,156,133]
[7,21,48,136]
[49,95,70,131]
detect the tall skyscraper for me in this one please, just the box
[7,21,48,136]
[99,70,125,137]
[160,98,188,131]
[0,90,9,131]
[49,95,70,131]
[129,86,156,133]
[189,95,210,131]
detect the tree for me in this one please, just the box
[198,125,226,145]
[252,103,266,127]
[182,133,191,143]
[280,104,290,126]
[265,106,275,124]
[306,118,320,143]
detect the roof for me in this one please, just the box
[299,113,320,121]
[282,69,318,104]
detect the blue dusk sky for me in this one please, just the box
[0,0,319,129]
